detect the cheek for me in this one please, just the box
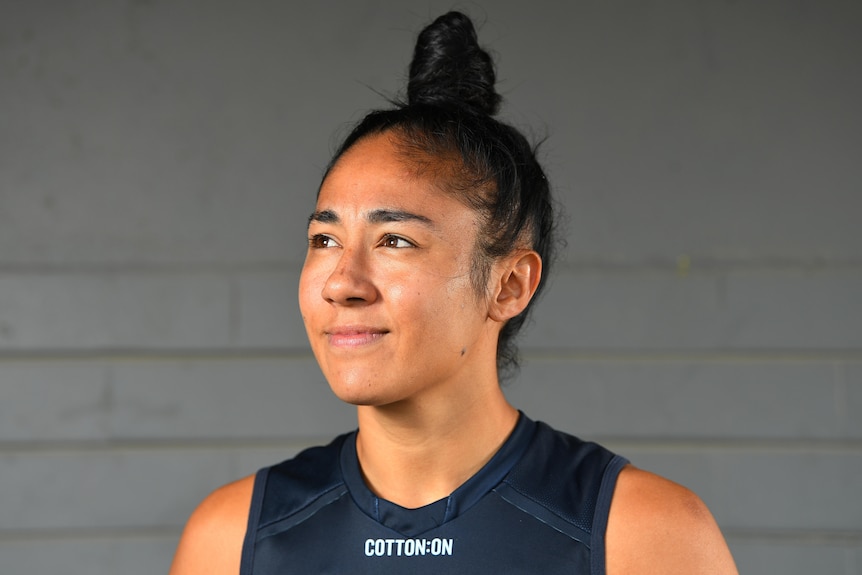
[298,267,322,320]
[385,282,404,302]
[426,277,480,328]
[445,273,478,308]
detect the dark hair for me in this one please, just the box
[322,11,556,376]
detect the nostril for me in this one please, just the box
[321,263,377,306]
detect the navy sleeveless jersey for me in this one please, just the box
[240,414,627,574]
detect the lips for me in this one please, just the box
[326,326,388,348]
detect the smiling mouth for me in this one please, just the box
[326,329,388,348]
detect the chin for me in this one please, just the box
[330,381,424,410]
[326,374,393,407]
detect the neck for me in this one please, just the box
[354,385,519,509]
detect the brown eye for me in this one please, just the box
[381,234,414,248]
[309,234,338,249]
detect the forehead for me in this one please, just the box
[317,133,470,216]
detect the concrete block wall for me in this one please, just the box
[2,1,860,573]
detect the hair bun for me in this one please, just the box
[407,12,502,116]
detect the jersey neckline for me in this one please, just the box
[338,412,537,537]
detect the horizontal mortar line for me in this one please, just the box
[522,348,862,362]
[0,436,340,455]
[1,437,860,456]
[556,258,862,273]
[595,437,862,454]
[0,261,304,275]
[723,528,862,545]
[0,525,182,543]
[1,347,861,363]
[0,347,317,362]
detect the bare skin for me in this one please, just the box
[169,476,252,574]
[606,467,739,574]
[169,133,738,575]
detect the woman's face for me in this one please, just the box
[299,132,501,408]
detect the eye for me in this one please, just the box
[380,234,415,249]
[308,234,339,249]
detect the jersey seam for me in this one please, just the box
[240,467,269,575]
[495,481,592,548]
[257,481,347,531]
[590,454,629,575]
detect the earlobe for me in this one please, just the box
[489,251,542,322]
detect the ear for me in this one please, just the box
[488,251,542,323]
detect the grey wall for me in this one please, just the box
[2,1,860,573]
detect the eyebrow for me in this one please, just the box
[307,208,434,228]
[308,209,339,227]
[367,209,433,225]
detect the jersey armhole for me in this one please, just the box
[590,454,629,575]
[239,468,270,575]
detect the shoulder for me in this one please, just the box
[169,474,256,575]
[605,465,738,575]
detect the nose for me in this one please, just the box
[321,248,378,305]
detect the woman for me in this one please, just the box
[170,12,737,574]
